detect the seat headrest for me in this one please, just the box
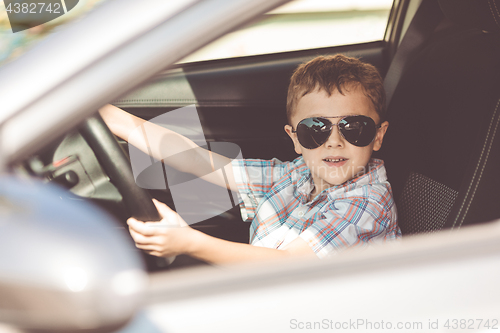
[439,0,500,33]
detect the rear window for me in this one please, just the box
[180,0,393,63]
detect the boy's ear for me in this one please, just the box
[284,125,303,155]
[372,121,389,151]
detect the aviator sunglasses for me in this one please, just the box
[292,115,381,149]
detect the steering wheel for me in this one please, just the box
[79,114,161,222]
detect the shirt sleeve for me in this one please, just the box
[299,190,400,258]
[231,158,292,222]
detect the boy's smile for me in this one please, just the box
[285,87,389,197]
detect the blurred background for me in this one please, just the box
[0,0,107,65]
[0,0,392,67]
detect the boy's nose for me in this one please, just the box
[325,125,344,148]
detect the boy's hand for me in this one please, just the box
[127,199,194,257]
[128,199,316,264]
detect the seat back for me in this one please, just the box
[381,0,500,235]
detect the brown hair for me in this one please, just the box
[286,54,386,124]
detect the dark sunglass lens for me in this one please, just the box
[339,116,377,147]
[296,117,332,149]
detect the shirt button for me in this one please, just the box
[298,211,305,217]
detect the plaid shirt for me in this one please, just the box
[231,157,401,258]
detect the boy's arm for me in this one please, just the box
[186,228,316,264]
[99,104,238,192]
[128,200,317,264]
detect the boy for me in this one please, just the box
[99,54,400,264]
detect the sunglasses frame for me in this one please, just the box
[291,115,381,149]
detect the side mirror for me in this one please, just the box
[0,177,146,332]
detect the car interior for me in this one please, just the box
[383,0,500,236]
[18,0,500,271]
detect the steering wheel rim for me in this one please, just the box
[79,114,161,222]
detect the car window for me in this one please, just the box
[0,0,110,67]
[180,0,393,63]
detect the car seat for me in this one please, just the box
[381,0,500,235]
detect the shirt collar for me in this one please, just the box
[293,157,387,203]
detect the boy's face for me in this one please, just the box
[285,87,388,194]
